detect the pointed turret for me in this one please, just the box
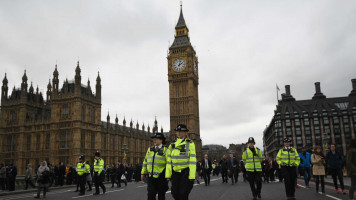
[136,121,139,130]
[87,78,92,95]
[47,79,52,101]
[176,4,187,29]
[52,65,59,94]
[161,126,163,134]
[29,82,34,94]
[115,114,118,124]
[21,70,28,92]
[130,118,133,128]
[107,112,110,124]
[36,85,39,95]
[2,73,9,100]
[123,116,126,127]
[170,3,191,49]
[148,124,151,134]
[349,79,356,97]
[142,123,145,132]
[75,61,81,85]
[96,72,101,100]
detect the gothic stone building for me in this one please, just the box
[0,63,166,175]
[263,80,356,158]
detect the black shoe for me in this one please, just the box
[103,188,106,194]
[257,193,261,199]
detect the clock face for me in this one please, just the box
[194,61,198,73]
[173,58,186,72]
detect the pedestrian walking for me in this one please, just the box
[346,139,356,200]
[311,146,326,194]
[110,163,118,187]
[76,155,87,196]
[219,155,228,183]
[299,146,312,188]
[25,164,35,189]
[262,155,270,183]
[276,138,300,200]
[85,161,92,191]
[93,152,106,195]
[326,144,346,194]
[201,154,212,186]
[227,154,239,185]
[141,132,169,200]
[117,161,127,187]
[166,124,197,200]
[242,137,263,200]
[58,162,65,186]
[34,161,50,199]
[196,161,201,184]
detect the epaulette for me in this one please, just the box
[256,147,260,150]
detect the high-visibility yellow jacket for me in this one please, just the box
[94,158,104,174]
[166,138,197,180]
[141,146,169,178]
[242,147,263,172]
[77,162,86,176]
[84,163,90,174]
[212,164,216,169]
[276,147,300,167]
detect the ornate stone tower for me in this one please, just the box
[167,5,202,158]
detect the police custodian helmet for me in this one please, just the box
[174,124,189,132]
[283,138,291,142]
[151,133,166,142]
[248,137,255,143]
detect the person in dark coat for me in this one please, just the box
[326,144,346,194]
[110,164,118,187]
[201,154,213,186]
[117,161,127,187]
[58,162,65,186]
[227,154,239,185]
[8,164,17,191]
[196,161,201,184]
[261,155,270,183]
[219,155,228,183]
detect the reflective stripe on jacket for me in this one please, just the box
[166,138,197,180]
[242,147,262,172]
[276,147,300,167]
[141,146,169,178]
[77,162,86,176]
[94,158,104,174]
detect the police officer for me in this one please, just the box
[166,124,197,200]
[242,137,263,200]
[76,155,86,196]
[276,138,300,200]
[93,152,106,195]
[141,133,169,200]
[84,161,92,191]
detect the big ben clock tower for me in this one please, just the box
[167,5,202,158]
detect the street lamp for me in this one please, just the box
[121,144,129,164]
[323,132,330,154]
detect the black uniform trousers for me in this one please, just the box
[221,169,228,183]
[147,172,169,200]
[78,175,86,194]
[247,171,262,197]
[93,172,106,194]
[281,166,296,198]
[171,168,194,200]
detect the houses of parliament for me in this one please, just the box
[0,5,202,175]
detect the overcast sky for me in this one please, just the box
[1,0,356,149]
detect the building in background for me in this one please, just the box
[264,80,356,158]
[202,144,228,161]
[167,5,202,159]
[0,64,167,175]
[228,143,248,161]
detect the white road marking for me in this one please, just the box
[137,185,146,188]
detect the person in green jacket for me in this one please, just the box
[141,133,169,200]
[242,137,263,200]
[276,138,300,200]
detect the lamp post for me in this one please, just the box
[121,144,129,164]
[323,132,330,154]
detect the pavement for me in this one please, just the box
[0,176,354,200]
